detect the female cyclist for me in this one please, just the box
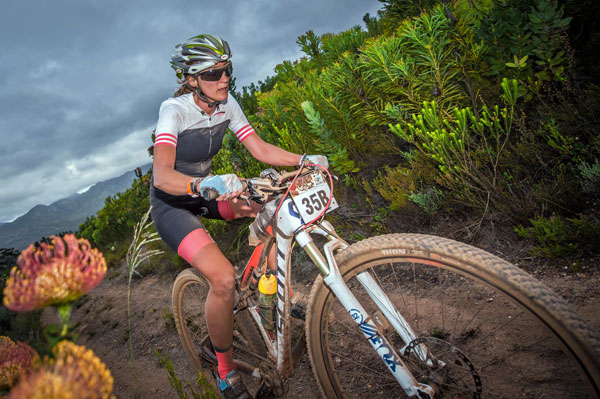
[150,34,327,399]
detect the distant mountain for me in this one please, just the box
[0,164,152,250]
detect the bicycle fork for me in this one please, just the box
[296,227,436,399]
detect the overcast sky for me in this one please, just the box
[0,1,382,223]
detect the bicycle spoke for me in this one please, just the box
[328,350,396,381]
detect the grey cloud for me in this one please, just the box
[0,0,381,222]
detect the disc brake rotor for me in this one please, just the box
[404,337,482,398]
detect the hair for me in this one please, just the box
[173,76,194,97]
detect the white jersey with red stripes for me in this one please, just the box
[153,93,255,178]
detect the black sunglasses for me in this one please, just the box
[197,63,233,82]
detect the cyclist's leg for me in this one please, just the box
[183,239,251,398]
[187,242,236,378]
[151,198,242,382]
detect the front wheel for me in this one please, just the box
[306,234,600,398]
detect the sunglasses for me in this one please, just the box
[197,63,233,82]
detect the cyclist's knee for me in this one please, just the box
[209,267,236,297]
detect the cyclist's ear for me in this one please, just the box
[186,75,198,87]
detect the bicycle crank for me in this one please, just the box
[254,362,287,398]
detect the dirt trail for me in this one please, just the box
[68,268,321,399]
[67,258,600,399]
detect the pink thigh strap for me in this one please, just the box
[177,228,214,263]
[218,200,236,221]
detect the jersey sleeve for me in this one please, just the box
[154,100,183,147]
[227,96,256,142]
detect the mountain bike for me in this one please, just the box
[172,164,600,398]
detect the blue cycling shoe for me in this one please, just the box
[216,370,251,399]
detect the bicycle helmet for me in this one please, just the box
[170,34,232,79]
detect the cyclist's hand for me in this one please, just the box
[199,174,243,201]
[300,154,329,169]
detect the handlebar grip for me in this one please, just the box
[200,187,219,201]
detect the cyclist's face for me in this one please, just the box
[188,62,230,103]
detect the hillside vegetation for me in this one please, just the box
[73,0,600,266]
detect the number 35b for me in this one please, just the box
[301,190,329,215]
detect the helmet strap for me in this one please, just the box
[192,77,222,108]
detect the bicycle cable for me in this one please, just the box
[272,164,306,219]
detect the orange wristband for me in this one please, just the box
[187,178,201,197]
[186,179,195,196]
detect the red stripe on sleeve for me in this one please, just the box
[154,133,177,147]
[235,124,255,142]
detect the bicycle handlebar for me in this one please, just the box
[200,167,310,202]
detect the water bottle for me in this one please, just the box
[258,272,277,331]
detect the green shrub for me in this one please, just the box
[407,186,445,216]
[515,215,600,258]
[372,166,415,210]
[301,101,359,174]
[475,0,572,83]
[360,6,470,115]
[578,159,600,195]
[390,78,520,213]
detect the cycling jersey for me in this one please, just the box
[150,92,255,261]
[153,93,255,177]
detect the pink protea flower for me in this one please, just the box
[2,234,106,312]
[8,341,114,399]
[0,336,40,390]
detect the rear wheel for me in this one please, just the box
[172,268,269,396]
[306,234,600,398]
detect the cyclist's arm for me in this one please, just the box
[242,134,301,167]
[152,144,192,195]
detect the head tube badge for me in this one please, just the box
[288,201,301,220]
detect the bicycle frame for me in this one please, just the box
[241,187,436,398]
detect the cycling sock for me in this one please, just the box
[213,344,235,380]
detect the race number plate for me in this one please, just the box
[291,173,339,222]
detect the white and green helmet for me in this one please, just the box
[170,34,232,79]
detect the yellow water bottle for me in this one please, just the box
[258,272,277,331]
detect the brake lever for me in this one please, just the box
[241,182,268,205]
[259,168,282,185]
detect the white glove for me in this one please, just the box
[300,154,329,169]
[198,174,243,200]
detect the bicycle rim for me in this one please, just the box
[306,234,600,399]
[172,268,268,395]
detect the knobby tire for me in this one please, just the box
[306,234,600,399]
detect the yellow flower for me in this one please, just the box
[3,235,106,312]
[9,341,114,399]
[0,336,40,389]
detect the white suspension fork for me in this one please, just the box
[295,230,435,398]
[355,271,429,362]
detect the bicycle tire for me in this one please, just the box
[172,268,268,394]
[306,234,600,399]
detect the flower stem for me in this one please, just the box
[56,302,72,338]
